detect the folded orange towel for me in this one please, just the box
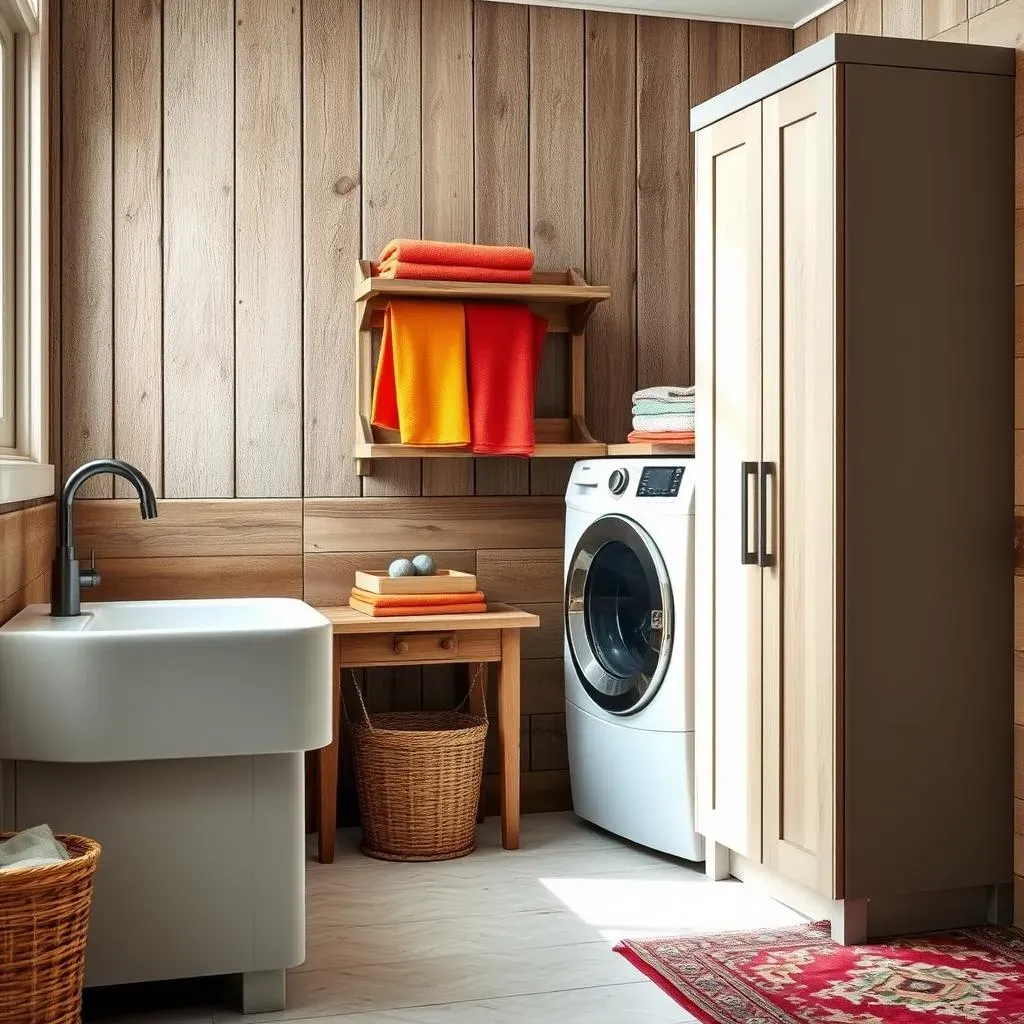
[627,430,695,443]
[349,596,488,618]
[371,300,470,446]
[466,304,548,456]
[379,239,534,271]
[376,260,534,284]
[350,587,487,608]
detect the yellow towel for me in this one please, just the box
[371,300,470,446]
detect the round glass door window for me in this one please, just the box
[565,514,673,714]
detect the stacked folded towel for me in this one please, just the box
[349,588,488,618]
[375,239,535,284]
[628,385,695,444]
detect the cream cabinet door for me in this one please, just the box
[695,103,763,860]
[761,67,840,897]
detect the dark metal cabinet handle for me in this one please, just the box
[741,461,758,565]
[758,462,775,568]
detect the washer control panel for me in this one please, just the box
[637,465,685,498]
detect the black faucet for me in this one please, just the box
[50,459,158,617]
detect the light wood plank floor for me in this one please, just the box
[84,812,804,1023]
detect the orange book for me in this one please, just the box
[349,596,488,618]
[349,587,486,608]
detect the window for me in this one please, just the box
[0,0,53,502]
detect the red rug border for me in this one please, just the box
[614,942,724,1024]
[614,942,745,1024]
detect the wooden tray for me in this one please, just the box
[354,569,478,596]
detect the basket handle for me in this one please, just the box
[344,664,487,727]
[343,670,374,731]
[459,663,488,722]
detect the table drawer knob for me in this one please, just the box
[440,637,454,652]
[393,639,409,655]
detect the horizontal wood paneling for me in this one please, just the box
[475,549,562,605]
[74,499,303,557]
[304,550,477,608]
[91,556,303,602]
[530,712,568,771]
[482,769,571,816]
[521,658,565,715]
[304,498,564,553]
[518,603,563,660]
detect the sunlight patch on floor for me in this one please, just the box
[538,873,806,943]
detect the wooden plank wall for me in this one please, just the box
[799,0,1024,927]
[54,0,791,815]
[0,504,57,622]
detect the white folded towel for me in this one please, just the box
[633,412,695,433]
[632,385,695,403]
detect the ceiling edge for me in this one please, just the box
[483,0,793,29]
[793,0,845,27]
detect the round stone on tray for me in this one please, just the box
[388,558,416,578]
[412,554,436,576]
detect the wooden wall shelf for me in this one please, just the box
[606,441,695,457]
[352,262,611,475]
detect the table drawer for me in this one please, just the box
[337,629,502,668]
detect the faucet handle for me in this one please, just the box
[80,549,101,590]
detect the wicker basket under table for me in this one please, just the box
[0,834,101,1024]
[349,672,488,862]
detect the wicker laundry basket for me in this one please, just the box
[348,669,488,862]
[0,833,101,1024]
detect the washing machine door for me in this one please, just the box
[565,514,673,715]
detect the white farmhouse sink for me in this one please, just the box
[0,598,333,762]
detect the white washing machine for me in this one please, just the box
[564,457,703,862]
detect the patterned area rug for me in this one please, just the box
[615,921,1024,1023]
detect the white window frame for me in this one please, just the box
[0,0,52,503]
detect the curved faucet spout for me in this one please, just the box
[52,459,158,616]
[58,459,158,550]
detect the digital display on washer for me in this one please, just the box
[637,465,684,497]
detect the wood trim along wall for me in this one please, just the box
[798,0,1024,929]
[53,0,792,815]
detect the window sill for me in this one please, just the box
[0,459,52,504]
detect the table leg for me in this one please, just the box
[467,662,488,823]
[498,629,521,849]
[317,635,342,864]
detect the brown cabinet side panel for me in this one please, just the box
[843,63,1013,898]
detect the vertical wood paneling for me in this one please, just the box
[474,0,530,496]
[303,0,361,499]
[585,12,636,444]
[529,5,583,497]
[924,0,966,37]
[740,25,792,79]
[817,2,850,36]
[794,20,817,49]
[113,0,162,498]
[163,0,235,497]
[689,21,742,107]
[422,0,473,244]
[63,0,113,496]
[421,0,475,499]
[969,0,1001,15]
[882,0,924,37]
[236,0,302,497]
[362,0,422,498]
[637,17,691,392]
[848,0,884,33]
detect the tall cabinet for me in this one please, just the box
[693,35,1015,941]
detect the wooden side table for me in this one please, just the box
[314,603,541,863]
